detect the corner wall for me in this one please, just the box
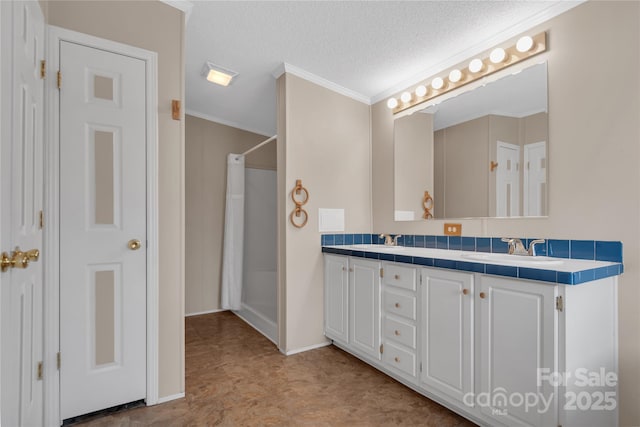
[43,0,186,399]
[371,2,640,424]
[277,73,372,353]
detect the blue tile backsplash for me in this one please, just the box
[320,233,623,263]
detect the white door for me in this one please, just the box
[478,276,557,427]
[59,41,147,419]
[496,141,520,217]
[349,258,380,360]
[523,141,546,216]
[323,255,349,344]
[420,269,473,404]
[0,1,45,425]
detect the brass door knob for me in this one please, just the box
[10,248,29,269]
[128,239,142,250]
[1,252,12,272]
[25,249,39,262]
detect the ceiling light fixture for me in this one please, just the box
[202,61,238,87]
[387,31,546,113]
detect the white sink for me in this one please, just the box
[460,252,563,266]
[349,244,403,251]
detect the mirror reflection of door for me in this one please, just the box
[496,141,520,217]
[523,141,547,216]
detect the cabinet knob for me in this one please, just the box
[394,274,400,280]
[462,289,469,295]
[349,268,354,272]
[394,330,400,336]
[394,302,400,308]
[342,266,346,271]
[394,357,400,363]
[479,292,486,299]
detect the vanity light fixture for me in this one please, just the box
[387,31,546,113]
[468,58,484,74]
[516,35,535,53]
[387,97,399,109]
[431,77,445,90]
[448,69,463,83]
[202,61,238,87]
[489,47,507,64]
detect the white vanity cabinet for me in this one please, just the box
[323,254,349,345]
[420,268,474,406]
[477,275,557,427]
[381,263,419,380]
[323,252,618,427]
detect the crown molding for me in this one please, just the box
[185,109,273,137]
[371,0,584,104]
[272,62,371,105]
[159,0,193,21]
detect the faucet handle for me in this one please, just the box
[501,237,526,255]
[379,233,393,245]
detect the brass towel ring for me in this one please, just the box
[422,191,434,220]
[290,179,309,228]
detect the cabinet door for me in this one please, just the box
[421,269,473,404]
[478,276,557,427]
[350,258,381,360]
[323,255,349,344]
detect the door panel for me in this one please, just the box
[496,141,520,217]
[350,259,380,359]
[523,141,546,216]
[1,1,45,425]
[59,41,147,419]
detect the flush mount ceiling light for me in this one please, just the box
[202,61,238,87]
[387,31,546,113]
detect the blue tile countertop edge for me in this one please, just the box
[320,235,624,285]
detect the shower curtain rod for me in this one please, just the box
[241,134,277,156]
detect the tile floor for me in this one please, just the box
[75,311,475,426]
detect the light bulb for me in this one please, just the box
[431,77,444,90]
[415,85,427,97]
[490,47,507,64]
[468,58,484,73]
[516,36,534,53]
[387,97,398,109]
[448,69,462,83]
[400,92,412,103]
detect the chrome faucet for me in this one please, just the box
[501,238,546,256]
[379,233,402,246]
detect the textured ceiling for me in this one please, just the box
[185,1,580,136]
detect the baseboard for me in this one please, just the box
[155,392,185,405]
[185,308,227,317]
[282,341,332,356]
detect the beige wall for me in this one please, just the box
[277,73,371,352]
[185,115,276,315]
[43,0,186,398]
[372,2,640,424]
[394,113,433,220]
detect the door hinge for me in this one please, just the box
[56,352,61,370]
[39,210,44,229]
[57,71,62,89]
[379,344,384,354]
[380,268,384,278]
[556,295,563,312]
[40,60,46,79]
[37,361,43,380]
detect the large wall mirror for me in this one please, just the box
[394,62,548,221]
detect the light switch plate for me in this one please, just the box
[444,223,462,236]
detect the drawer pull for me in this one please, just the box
[462,288,469,295]
[394,330,400,336]
[394,302,400,308]
[394,274,400,280]
[479,292,486,299]
[394,357,400,363]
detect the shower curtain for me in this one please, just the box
[221,154,245,310]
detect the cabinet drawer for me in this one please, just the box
[384,317,416,349]
[383,342,416,377]
[384,290,416,321]
[383,264,416,291]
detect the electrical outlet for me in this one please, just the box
[444,223,462,236]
